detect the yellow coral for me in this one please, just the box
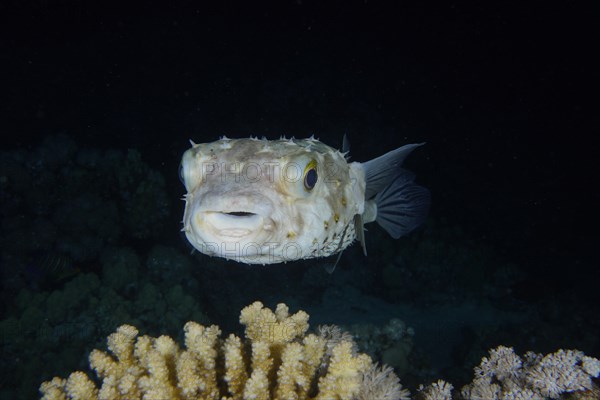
[317,341,372,399]
[223,334,249,399]
[39,301,402,400]
[240,301,309,345]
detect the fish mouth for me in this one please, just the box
[204,210,265,238]
[223,211,256,217]
[183,191,277,260]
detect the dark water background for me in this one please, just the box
[0,2,597,398]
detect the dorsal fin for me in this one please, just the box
[342,134,350,154]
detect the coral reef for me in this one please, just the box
[348,318,415,377]
[0,134,170,294]
[40,301,408,400]
[413,346,600,399]
[38,302,600,400]
[0,247,208,399]
[459,346,600,399]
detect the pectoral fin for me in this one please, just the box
[324,250,345,274]
[354,213,367,256]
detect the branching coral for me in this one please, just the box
[411,346,600,400]
[459,346,600,400]
[37,303,600,400]
[39,301,408,400]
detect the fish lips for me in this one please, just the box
[204,211,265,238]
[185,191,276,250]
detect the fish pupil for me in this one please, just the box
[304,168,318,190]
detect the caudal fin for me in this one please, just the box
[362,143,425,199]
[375,169,430,239]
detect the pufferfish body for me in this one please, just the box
[180,136,429,265]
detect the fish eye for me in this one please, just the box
[304,168,317,190]
[303,160,318,190]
